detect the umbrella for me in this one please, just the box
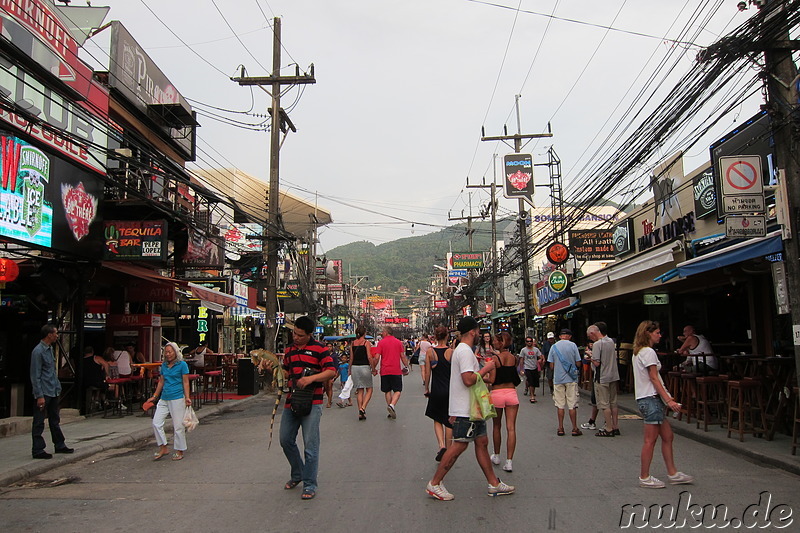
[340,334,374,341]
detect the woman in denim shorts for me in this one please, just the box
[632,320,693,489]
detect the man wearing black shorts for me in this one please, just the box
[373,326,408,419]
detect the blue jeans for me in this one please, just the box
[279,404,323,492]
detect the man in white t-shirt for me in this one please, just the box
[425,316,515,501]
[114,348,131,377]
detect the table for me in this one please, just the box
[719,354,759,379]
[131,363,162,401]
[750,357,796,440]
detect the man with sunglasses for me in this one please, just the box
[425,316,515,501]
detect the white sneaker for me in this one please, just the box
[490,453,501,465]
[426,481,454,501]
[639,475,666,489]
[503,459,513,472]
[668,471,694,485]
[387,405,396,419]
[488,479,515,496]
[580,422,597,430]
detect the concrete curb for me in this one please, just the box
[0,392,270,487]
[577,388,800,478]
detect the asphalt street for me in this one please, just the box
[1,377,799,532]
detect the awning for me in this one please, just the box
[677,230,783,278]
[188,282,237,308]
[572,272,609,293]
[607,244,679,282]
[539,296,579,315]
[102,262,187,287]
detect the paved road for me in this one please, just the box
[1,380,798,532]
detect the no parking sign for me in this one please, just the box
[719,155,765,214]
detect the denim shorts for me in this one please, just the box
[451,417,487,442]
[637,395,666,424]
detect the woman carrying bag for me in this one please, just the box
[148,342,191,461]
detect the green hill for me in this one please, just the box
[325,219,510,296]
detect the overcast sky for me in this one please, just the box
[80,0,762,253]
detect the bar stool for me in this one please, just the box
[679,373,697,423]
[203,370,223,404]
[104,377,132,417]
[187,374,202,409]
[727,379,767,442]
[695,375,726,432]
[667,371,682,414]
[791,387,799,455]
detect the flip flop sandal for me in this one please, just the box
[284,480,301,490]
[171,452,184,461]
[153,450,168,461]
[595,429,615,437]
[571,429,583,437]
[557,428,565,436]
[301,490,316,500]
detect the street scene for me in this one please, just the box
[2,1,800,531]
[1,387,799,532]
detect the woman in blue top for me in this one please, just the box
[148,342,191,461]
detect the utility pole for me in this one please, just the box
[481,95,553,334]
[233,18,315,351]
[467,155,499,332]
[760,0,800,385]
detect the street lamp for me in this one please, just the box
[432,264,448,272]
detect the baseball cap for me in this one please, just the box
[560,328,573,336]
[546,332,555,339]
[457,316,479,334]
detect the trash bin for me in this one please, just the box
[237,358,259,395]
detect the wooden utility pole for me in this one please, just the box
[467,156,499,331]
[760,0,800,385]
[233,18,315,351]
[481,95,552,334]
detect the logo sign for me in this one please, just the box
[725,215,766,238]
[103,220,167,261]
[612,219,634,256]
[720,155,765,215]
[0,135,52,247]
[276,311,285,325]
[568,230,614,261]
[502,153,534,206]
[643,293,669,305]
[450,252,484,269]
[692,168,716,219]
[547,270,568,292]
[448,268,468,278]
[61,182,97,241]
[546,242,569,265]
[434,300,448,309]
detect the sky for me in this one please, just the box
[77,0,765,254]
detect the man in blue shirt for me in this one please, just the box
[30,324,74,459]
[547,329,583,437]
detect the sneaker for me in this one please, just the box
[32,451,53,459]
[488,479,515,497]
[54,446,74,454]
[580,422,597,430]
[503,459,513,472]
[426,481,454,501]
[668,471,694,485]
[639,475,666,489]
[490,453,501,465]
[387,405,396,419]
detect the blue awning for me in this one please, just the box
[676,230,783,278]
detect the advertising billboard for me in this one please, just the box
[503,153,534,205]
[103,220,168,261]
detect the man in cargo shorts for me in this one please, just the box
[425,316,514,501]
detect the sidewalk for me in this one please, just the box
[0,393,265,487]
[578,388,800,476]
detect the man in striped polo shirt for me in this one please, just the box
[279,316,336,500]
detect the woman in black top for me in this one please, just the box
[424,325,453,462]
[349,325,376,420]
[486,332,521,473]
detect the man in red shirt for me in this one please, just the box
[372,326,409,419]
[279,316,336,500]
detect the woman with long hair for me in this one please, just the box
[147,342,191,461]
[632,320,693,488]
[476,331,496,361]
[486,331,520,472]
[423,325,453,462]
[349,325,377,420]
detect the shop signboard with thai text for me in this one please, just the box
[449,252,485,269]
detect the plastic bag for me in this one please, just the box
[469,373,497,421]
[183,406,199,431]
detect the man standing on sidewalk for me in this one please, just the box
[30,324,74,459]
[548,329,583,437]
[425,316,514,501]
[372,326,408,419]
[587,322,620,437]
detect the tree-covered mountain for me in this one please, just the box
[324,219,511,296]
